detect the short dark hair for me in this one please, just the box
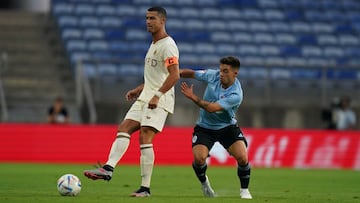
[220,56,240,70]
[148,6,167,18]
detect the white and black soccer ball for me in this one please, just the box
[57,174,82,196]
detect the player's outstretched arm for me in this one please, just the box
[179,68,195,78]
[180,82,223,113]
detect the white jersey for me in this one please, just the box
[138,36,179,114]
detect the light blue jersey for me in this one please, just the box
[194,69,243,130]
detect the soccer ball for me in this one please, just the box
[57,174,82,196]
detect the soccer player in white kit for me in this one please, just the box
[84,7,180,197]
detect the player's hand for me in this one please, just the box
[180,82,194,99]
[148,96,159,109]
[125,89,139,101]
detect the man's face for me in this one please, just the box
[146,11,164,33]
[219,64,237,87]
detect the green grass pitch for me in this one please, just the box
[0,163,359,203]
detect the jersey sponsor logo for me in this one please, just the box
[192,135,198,143]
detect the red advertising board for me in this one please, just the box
[0,124,359,169]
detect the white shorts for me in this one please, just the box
[124,100,169,132]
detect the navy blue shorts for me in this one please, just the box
[192,125,248,150]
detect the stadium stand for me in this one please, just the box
[5,0,359,127]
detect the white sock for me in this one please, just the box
[105,132,130,168]
[140,144,154,188]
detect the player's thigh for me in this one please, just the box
[192,126,216,162]
[228,140,248,164]
[140,106,168,132]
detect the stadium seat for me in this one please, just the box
[109,41,129,52]
[125,29,149,40]
[275,33,297,44]
[97,63,118,75]
[70,51,92,64]
[242,56,265,66]
[100,16,122,27]
[286,57,307,67]
[83,28,104,40]
[311,22,333,33]
[249,21,270,32]
[338,35,360,46]
[66,39,87,52]
[264,9,285,20]
[270,68,291,79]
[265,56,286,66]
[185,19,205,30]
[228,21,248,31]
[178,42,194,53]
[259,45,280,56]
[194,43,216,54]
[88,40,109,51]
[238,44,258,56]
[211,32,232,42]
[180,8,200,18]
[62,28,82,40]
[105,29,125,40]
[291,21,312,33]
[233,32,253,43]
[242,9,264,20]
[74,4,95,15]
[96,5,116,16]
[222,8,242,19]
[166,19,184,30]
[201,7,221,19]
[297,34,317,45]
[302,46,323,57]
[258,0,279,8]
[79,16,99,27]
[253,33,274,44]
[269,21,290,32]
[323,47,345,58]
[117,5,137,16]
[317,35,338,45]
[57,15,78,27]
[52,3,74,16]
[216,44,236,55]
[207,20,227,31]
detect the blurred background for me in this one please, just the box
[0,0,359,129]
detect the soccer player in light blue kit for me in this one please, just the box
[180,56,252,199]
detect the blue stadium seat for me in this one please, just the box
[62,28,82,40]
[228,21,248,31]
[52,3,74,16]
[70,51,91,64]
[96,4,116,16]
[211,32,232,42]
[180,8,200,18]
[74,4,95,15]
[131,42,150,52]
[323,47,345,58]
[259,45,280,56]
[242,56,265,66]
[92,51,114,60]
[105,29,125,40]
[302,46,323,57]
[317,35,338,46]
[97,63,118,75]
[117,5,137,16]
[118,64,143,77]
[338,34,360,46]
[100,16,122,27]
[291,21,312,33]
[258,0,279,8]
[253,33,274,44]
[185,19,205,30]
[269,21,290,32]
[265,56,286,66]
[178,42,194,53]
[201,8,221,19]
[216,44,236,55]
[270,68,291,79]
[311,22,333,33]
[88,40,109,51]
[83,28,104,40]
[82,62,97,78]
[280,45,301,56]
[79,16,99,27]
[58,15,78,27]
[291,69,322,79]
[207,20,227,31]
[238,44,259,56]
[305,11,328,22]
[66,39,87,52]
[264,9,285,21]
[275,33,297,44]
[286,57,307,67]
[166,19,184,30]
[194,43,216,54]
[125,29,149,40]
[249,21,270,32]
[222,8,242,19]
[297,34,317,45]
[188,31,210,41]
[233,32,253,43]
[109,41,129,52]
[242,9,264,20]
